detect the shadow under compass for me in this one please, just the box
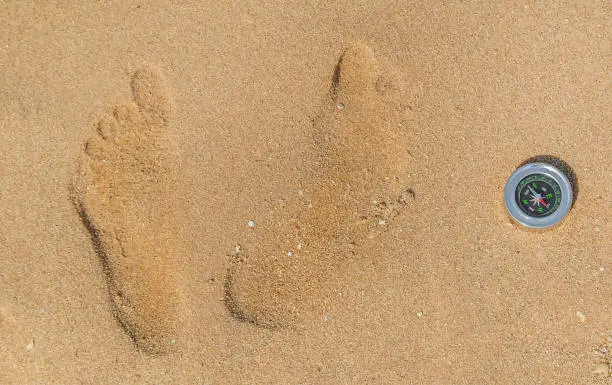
[519,155,579,208]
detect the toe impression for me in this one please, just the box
[131,67,172,129]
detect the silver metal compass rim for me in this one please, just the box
[504,163,573,229]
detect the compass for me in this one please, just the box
[504,163,573,229]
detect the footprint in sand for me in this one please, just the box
[72,67,183,354]
[225,43,414,328]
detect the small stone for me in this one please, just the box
[336,103,345,110]
[417,311,423,317]
[287,251,293,257]
[576,311,586,322]
[26,339,35,351]
[247,220,255,228]
[598,346,609,355]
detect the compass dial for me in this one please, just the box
[515,174,561,217]
[504,162,573,229]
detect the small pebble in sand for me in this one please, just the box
[336,103,345,110]
[248,220,255,228]
[576,311,586,323]
[600,267,605,272]
[287,251,293,257]
[26,339,35,351]
[417,311,423,317]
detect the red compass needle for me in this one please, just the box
[527,185,549,209]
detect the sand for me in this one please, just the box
[72,67,183,354]
[1,1,610,384]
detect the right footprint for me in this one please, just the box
[225,43,414,328]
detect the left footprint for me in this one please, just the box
[72,67,182,354]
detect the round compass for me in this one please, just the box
[504,163,573,229]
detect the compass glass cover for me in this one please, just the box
[514,173,562,217]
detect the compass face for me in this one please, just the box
[515,173,562,217]
[504,163,573,229]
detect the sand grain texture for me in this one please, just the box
[0,1,610,384]
[73,67,182,355]
[225,43,414,328]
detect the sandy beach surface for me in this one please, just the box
[1,1,610,384]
